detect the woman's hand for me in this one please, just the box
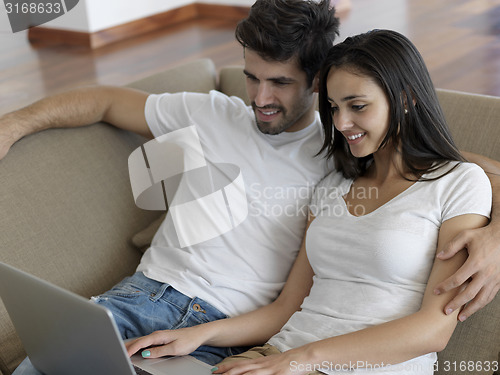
[213,348,314,375]
[125,326,205,359]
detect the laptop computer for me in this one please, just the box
[0,261,213,375]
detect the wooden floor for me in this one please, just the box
[1,0,499,114]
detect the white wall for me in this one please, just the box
[0,1,13,33]
[53,0,192,33]
[0,0,254,33]
[198,0,254,4]
[83,0,254,32]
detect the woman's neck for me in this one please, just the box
[368,146,418,184]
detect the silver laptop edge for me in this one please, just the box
[0,262,211,375]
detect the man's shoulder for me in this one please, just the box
[149,90,249,107]
[147,90,253,124]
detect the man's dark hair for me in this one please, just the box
[235,0,340,87]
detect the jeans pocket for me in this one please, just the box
[107,285,143,298]
[97,276,147,299]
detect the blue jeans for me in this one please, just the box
[13,272,248,374]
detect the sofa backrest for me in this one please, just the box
[218,65,500,375]
[436,89,500,160]
[126,58,218,94]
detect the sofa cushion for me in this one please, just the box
[435,297,499,375]
[434,88,500,375]
[131,213,166,253]
[0,124,153,373]
[0,58,218,375]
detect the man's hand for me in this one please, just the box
[434,224,500,321]
[125,327,205,359]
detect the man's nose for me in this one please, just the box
[254,84,274,108]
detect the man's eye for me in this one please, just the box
[244,74,258,82]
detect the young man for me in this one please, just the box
[1,0,499,373]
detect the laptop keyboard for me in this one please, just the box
[133,364,154,375]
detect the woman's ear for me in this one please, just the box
[402,90,417,111]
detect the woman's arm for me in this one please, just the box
[125,216,316,358]
[435,151,500,320]
[215,213,488,375]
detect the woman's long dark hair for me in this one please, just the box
[318,29,465,179]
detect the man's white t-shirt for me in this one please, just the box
[268,162,492,374]
[137,90,332,317]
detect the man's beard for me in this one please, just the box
[252,103,290,135]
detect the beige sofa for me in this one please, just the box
[0,58,498,375]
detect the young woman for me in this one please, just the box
[126,30,492,375]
